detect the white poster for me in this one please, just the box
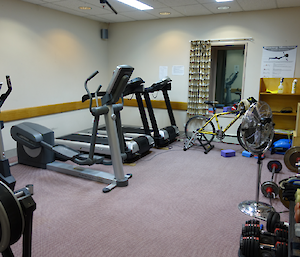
[260,45,297,78]
[172,65,184,76]
[159,66,168,80]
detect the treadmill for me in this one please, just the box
[88,77,155,153]
[142,76,180,147]
[113,76,179,148]
[54,75,153,162]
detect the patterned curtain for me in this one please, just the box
[187,40,211,116]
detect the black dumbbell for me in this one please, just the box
[267,212,288,233]
[240,236,288,257]
[242,219,260,237]
[242,219,288,244]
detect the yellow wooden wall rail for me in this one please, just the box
[0,99,187,122]
[123,99,187,111]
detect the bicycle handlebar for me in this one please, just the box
[0,76,12,108]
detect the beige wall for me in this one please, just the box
[0,0,109,150]
[1,0,300,150]
[108,7,300,133]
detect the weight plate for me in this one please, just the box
[284,146,300,172]
[279,178,290,209]
[261,181,279,197]
[279,176,300,209]
[279,187,290,209]
[0,181,24,252]
[267,160,282,173]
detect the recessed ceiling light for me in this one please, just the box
[117,0,153,10]
[216,0,233,2]
[159,12,171,16]
[79,6,92,10]
[217,6,230,10]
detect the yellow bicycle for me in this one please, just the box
[183,98,256,153]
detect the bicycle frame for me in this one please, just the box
[198,111,243,136]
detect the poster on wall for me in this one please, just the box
[172,65,184,76]
[260,45,297,78]
[159,66,168,80]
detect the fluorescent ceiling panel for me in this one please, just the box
[216,0,233,2]
[117,0,153,10]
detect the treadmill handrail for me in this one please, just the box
[145,76,172,93]
[82,91,106,103]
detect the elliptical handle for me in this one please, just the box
[84,71,99,96]
[86,71,99,82]
[84,71,99,112]
[0,76,12,108]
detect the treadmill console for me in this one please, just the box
[103,65,134,105]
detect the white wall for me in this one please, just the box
[0,0,109,150]
[2,1,300,151]
[108,7,300,132]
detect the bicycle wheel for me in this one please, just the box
[185,115,215,146]
[237,123,248,151]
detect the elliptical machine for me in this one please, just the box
[0,76,16,190]
[0,182,36,257]
[11,65,134,193]
[0,76,36,257]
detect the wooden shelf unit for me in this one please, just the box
[259,78,300,132]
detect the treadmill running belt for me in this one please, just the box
[57,134,108,145]
[121,127,146,134]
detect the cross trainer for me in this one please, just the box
[10,65,134,193]
[0,75,16,191]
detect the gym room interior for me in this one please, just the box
[1,0,300,256]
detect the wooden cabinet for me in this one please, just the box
[259,78,300,133]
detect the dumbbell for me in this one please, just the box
[239,236,288,257]
[267,211,289,233]
[261,160,282,198]
[242,219,288,245]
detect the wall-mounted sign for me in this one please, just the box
[260,45,297,78]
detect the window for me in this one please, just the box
[209,44,246,107]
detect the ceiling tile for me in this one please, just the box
[52,0,111,15]
[172,4,212,16]
[202,2,243,14]
[145,7,184,18]
[43,0,67,2]
[237,0,277,11]
[83,14,116,23]
[120,11,159,21]
[94,13,135,22]
[22,0,47,4]
[276,0,300,8]
[157,0,199,7]
[42,2,88,16]
[19,0,300,23]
